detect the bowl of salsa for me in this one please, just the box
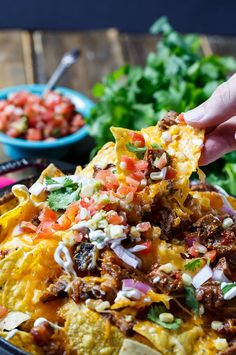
[0,84,94,159]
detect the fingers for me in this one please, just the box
[184,73,236,128]
[199,116,236,165]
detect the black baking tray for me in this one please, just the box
[0,158,76,355]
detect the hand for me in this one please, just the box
[183,73,236,165]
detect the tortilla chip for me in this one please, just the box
[0,330,43,355]
[0,311,30,331]
[0,240,62,322]
[0,185,37,242]
[60,301,125,355]
[80,142,116,178]
[119,339,161,355]
[111,124,203,187]
[134,321,204,355]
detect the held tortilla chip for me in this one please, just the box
[60,301,125,355]
[111,123,204,188]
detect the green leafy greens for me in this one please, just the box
[221,283,236,295]
[184,258,202,271]
[184,286,199,315]
[147,304,182,330]
[46,177,81,211]
[126,142,147,159]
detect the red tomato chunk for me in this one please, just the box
[0,91,85,141]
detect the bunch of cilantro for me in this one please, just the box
[86,17,236,194]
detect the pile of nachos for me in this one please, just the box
[0,112,236,354]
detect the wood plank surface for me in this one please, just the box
[120,33,157,66]
[33,29,125,98]
[0,31,34,89]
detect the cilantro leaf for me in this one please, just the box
[184,258,202,271]
[44,176,58,185]
[48,188,80,211]
[147,305,182,330]
[184,286,199,315]
[46,177,81,211]
[221,283,236,295]
[151,143,161,149]
[126,142,147,159]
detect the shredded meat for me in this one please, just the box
[40,276,68,303]
[194,214,222,241]
[148,264,184,295]
[71,278,106,303]
[158,111,178,130]
[148,206,177,239]
[196,281,225,310]
[217,319,236,339]
[102,312,134,336]
[190,181,219,193]
[144,148,171,176]
[74,242,98,271]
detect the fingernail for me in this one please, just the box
[184,105,205,124]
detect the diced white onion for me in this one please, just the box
[112,245,141,268]
[221,282,236,300]
[192,264,213,288]
[128,245,147,253]
[161,131,172,142]
[29,182,45,196]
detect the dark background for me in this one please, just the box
[0,0,235,35]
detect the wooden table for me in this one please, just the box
[0,29,235,164]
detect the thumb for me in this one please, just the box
[184,73,236,128]
[199,116,236,165]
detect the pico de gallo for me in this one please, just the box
[0,91,84,141]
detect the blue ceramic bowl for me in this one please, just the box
[0,84,94,159]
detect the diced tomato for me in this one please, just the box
[39,208,57,223]
[54,215,71,230]
[20,221,37,233]
[0,90,84,141]
[165,166,177,180]
[135,160,148,171]
[117,185,136,196]
[130,171,146,182]
[121,156,136,171]
[205,250,217,263]
[65,202,80,222]
[131,132,145,148]
[106,212,123,225]
[188,246,200,258]
[26,128,42,141]
[155,153,168,170]
[0,305,8,318]
[95,170,118,190]
[137,241,152,254]
[177,113,186,123]
[126,176,140,187]
[9,91,28,107]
